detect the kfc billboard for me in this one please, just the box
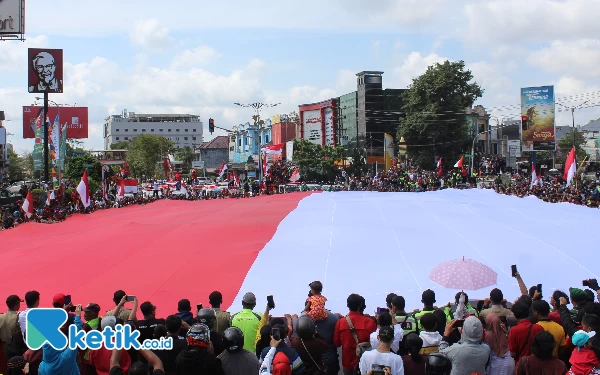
[28,48,63,93]
[0,0,24,35]
[22,106,88,139]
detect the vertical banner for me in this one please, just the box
[33,115,43,170]
[384,133,394,170]
[51,115,60,163]
[60,124,67,169]
[520,86,556,151]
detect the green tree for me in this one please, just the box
[396,60,484,169]
[347,147,366,176]
[7,149,26,181]
[319,145,344,182]
[110,140,130,150]
[126,134,174,178]
[65,154,102,182]
[558,129,587,164]
[293,139,323,182]
[175,146,194,170]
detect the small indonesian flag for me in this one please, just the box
[564,146,577,187]
[77,169,91,208]
[437,157,442,169]
[531,162,538,188]
[118,179,125,200]
[22,191,34,218]
[454,156,464,168]
[261,143,284,155]
[218,162,228,178]
[263,153,269,175]
[289,168,300,182]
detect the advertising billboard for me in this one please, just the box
[23,106,89,139]
[28,48,64,93]
[302,109,322,145]
[0,0,24,36]
[323,107,334,146]
[520,86,555,151]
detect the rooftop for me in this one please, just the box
[198,136,228,149]
[583,119,600,132]
[356,71,384,76]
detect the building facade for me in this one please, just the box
[298,99,338,147]
[228,121,272,164]
[270,114,298,145]
[104,110,203,149]
[195,136,229,170]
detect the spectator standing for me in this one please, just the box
[176,299,195,326]
[370,312,403,354]
[532,300,566,359]
[175,323,224,374]
[480,289,512,321]
[231,292,262,353]
[110,349,165,375]
[413,290,445,334]
[153,315,187,375]
[484,313,515,375]
[105,291,133,322]
[515,332,566,375]
[358,326,404,375]
[568,330,598,375]
[0,295,25,360]
[217,327,260,375]
[259,324,304,375]
[19,291,40,337]
[291,316,327,375]
[401,334,426,375]
[304,281,328,322]
[197,308,225,356]
[38,304,83,375]
[209,291,231,335]
[418,313,442,354]
[82,303,102,375]
[439,317,490,375]
[549,291,569,325]
[137,302,166,345]
[509,302,544,361]
[334,294,377,375]
[90,317,131,375]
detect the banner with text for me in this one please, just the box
[23,106,88,139]
[520,86,555,151]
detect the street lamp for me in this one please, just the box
[233,102,280,183]
[556,100,589,146]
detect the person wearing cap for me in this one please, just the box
[231,292,262,353]
[81,302,102,375]
[0,295,25,359]
[89,316,131,375]
[565,288,592,325]
[52,294,76,326]
[568,330,598,375]
[106,290,135,322]
[176,323,224,374]
[359,326,404,375]
[38,304,83,375]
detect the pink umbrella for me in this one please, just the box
[429,256,497,290]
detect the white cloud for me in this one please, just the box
[336,69,357,93]
[129,19,171,51]
[469,61,511,92]
[392,52,448,88]
[553,77,600,126]
[463,0,600,43]
[393,41,406,50]
[0,35,49,72]
[170,46,222,70]
[527,40,600,78]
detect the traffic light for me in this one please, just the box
[521,116,528,131]
[209,118,214,134]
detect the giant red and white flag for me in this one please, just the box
[261,144,284,155]
[289,168,300,182]
[218,162,228,178]
[454,156,464,168]
[77,169,91,208]
[564,146,577,187]
[22,191,34,218]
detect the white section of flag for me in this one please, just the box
[77,170,91,208]
[22,191,34,218]
[564,146,577,187]
[261,144,284,155]
[219,162,228,178]
[454,156,464,168]
[290,168,300,182]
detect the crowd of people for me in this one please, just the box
[1,272,600,375]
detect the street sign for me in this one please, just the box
[465,154,473,158]
[191,161,205,168]
[83,164,93,168]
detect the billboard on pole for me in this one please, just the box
[0,0,25,38]
[28,48,64,93]
[520,86,555,151]
[23,106,89,139]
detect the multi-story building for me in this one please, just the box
[104,109,203,149]
[228,121,272,164]
[194,136,229,170]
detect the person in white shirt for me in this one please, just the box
[19,291,40,337]
[370,312,403,354]
[418,313,443,354]
[360,326,404,375]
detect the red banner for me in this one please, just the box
[22,106,89,138]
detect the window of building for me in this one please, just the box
[184,137,188,140]
[193,129,196,132]
[142,129,146,132]
[176,137,180,141]
[133,129,138,132]
[115,129,119,132]
[124,129,128,132]
[168,129,172,132]
[192,137,196,141]
[116,137,120,140]
[124,137,129,140]
[159,129,164,132]
[230,146,234,151]
[176,129,180,132]
[151,129,155,132]
[185,129,188,132]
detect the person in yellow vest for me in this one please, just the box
[443,292,478,322]
[412,290,446,335]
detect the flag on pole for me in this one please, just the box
[454,156,464,168]
[22,191,34,218]
[117,179,125,201]
[289,168,301,182]
[52,168,58,189]
[218,162,228,178]
[564,146,577,187]
[51,115,60,162]
[499,168,503,175]
[531,162,538,188]
[437,157,443,169]
[263,153,269,175]
[261,144,284,155]
[59,124,67,169]
[232,170,240,187]
[77,169,91,208]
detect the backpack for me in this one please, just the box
[345,315,372,358]
[9,312,28,356]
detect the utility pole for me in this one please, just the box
[557,100,589,147]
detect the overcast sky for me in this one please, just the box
[2,0,600,153]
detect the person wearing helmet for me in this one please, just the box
[291,316,327,374]
[175,324,224,374]
[196,308,226,356]
[217,327,260,375]
[425,353,452,375]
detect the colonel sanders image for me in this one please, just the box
[28,51,63,93]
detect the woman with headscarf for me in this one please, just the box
[439,316,491,375]
[484,313,515,375]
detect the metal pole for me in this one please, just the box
[572,108,576,145]
[43,92,49,183]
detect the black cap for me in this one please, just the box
[6,295,23,308]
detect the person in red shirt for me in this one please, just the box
[510,302,544,361]
[90,317,131,375]
[333,294,377,375]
